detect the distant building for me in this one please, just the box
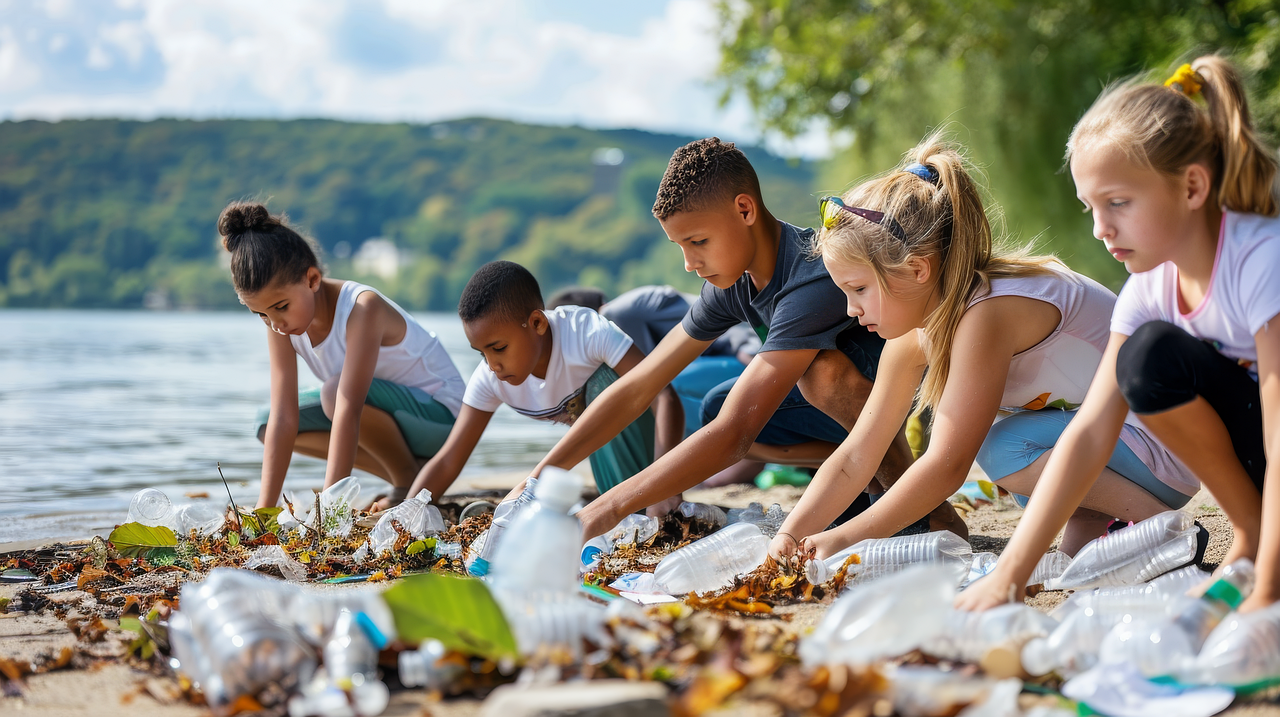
[353,238,402,280]
[592,147,625,195]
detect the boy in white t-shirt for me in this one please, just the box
[403,260,683,503]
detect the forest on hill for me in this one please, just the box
[0,118,816,310]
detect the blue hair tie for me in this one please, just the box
[905,163,940,186]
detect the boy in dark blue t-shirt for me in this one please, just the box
[531,138,964,540]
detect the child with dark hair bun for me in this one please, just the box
[218,201,466,510]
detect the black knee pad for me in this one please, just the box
[1116,321,1203,413]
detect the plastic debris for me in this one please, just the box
[653,522,769,595]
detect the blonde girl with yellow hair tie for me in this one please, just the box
[770,132,1197,563]
[959,54,1280,613]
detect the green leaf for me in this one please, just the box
[118,617,143,634]
[108,523,178,558]
[406,540,428,556]
[227,531,240,547]
[382,573,518,661]
[252,507,283,535]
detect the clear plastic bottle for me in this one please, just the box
[1100,558,1255,677]
[174,501,225,536]
[468,476,539,576]
[1044,510,1198,590]
[1183,599,1280,688]
[1055,563,1209,619]
[799,563,958,667]
[924,603,1058,664]
[653,522,769,595]
[289,610,390,717]
[490,469,581,595]
[824,530,973,587]
[1021,588,1193,677]
[357,489,446,562]
[678,502,727,527]
[580,514,661,570]
[1026,550,1072,587]
[398,639,463,691]
[128,487,175,527]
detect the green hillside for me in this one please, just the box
[0,118,817,310]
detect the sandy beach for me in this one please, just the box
[4,469,1280,717]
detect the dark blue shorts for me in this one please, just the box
[700,377,848,446]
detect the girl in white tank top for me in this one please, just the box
[771,135,1192,565]
[218,202,465,510]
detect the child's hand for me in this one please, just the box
[769,532,803,561]
[953,570,1020,611]
[576,499,620,544]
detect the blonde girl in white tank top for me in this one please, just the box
[771,134,1186,563]
[218,202,464,510]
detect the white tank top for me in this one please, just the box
[289,281,465,416]
[968,266,1114,414]
[965,266,1197,496]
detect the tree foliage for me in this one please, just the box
[0,119,816,309]
[718,0,1280,287]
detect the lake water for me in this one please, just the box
[0,310,567,544]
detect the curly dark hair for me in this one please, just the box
[217,201,321,294]
[651,137,763,220]
[458,260,544,325]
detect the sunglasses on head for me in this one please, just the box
[818,196,909,242]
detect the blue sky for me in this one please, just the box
[0,0,835,157]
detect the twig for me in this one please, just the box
[216,462,259,535]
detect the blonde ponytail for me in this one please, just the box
[1068,54,1278,216]
[815,132,1056,411]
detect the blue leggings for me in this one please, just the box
[976,410,1190,510]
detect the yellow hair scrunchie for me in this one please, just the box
[1164,64,1203,97]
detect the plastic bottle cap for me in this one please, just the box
[1204,578,1244,608]
[532,467,582,509]
[353,612,389,649]
[469,557,491,576]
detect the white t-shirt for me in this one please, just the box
[962,266,1197,497]
[291,281,466,416]
[1112,210,1280,380]
[462,305,633,425]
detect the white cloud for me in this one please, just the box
[0,0,834,158]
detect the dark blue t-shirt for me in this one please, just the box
[681,221,884,379]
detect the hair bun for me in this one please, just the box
[218,202,272,250]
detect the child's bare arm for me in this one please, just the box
[574,345,818,540]
[258,330,300,508]
[533,324,711,476]
[324,294,386,487]
[407,405,495,499]
[956,332,1132,610]
[1241,319,1280,611]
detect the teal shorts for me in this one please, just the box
[253,378,457,458]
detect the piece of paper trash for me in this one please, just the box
[1062,663,1234,717]
[620,591,679,605]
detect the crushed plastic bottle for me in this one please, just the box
[1026,550,1072,587]
[467,476,539,576]
[1100,558,1255,677]
[354,489,445,563]
[174,502,226,536]
[1183,599,1280,688]
[287,609,390,717]
[398,639,464,691]
[168,568,398,711]
[1044,510,1199,590]
[653,522,769,595]
[677,502,727,528]
[128,487,175,527]
[278,476,362,538]
[1054,563,1209,620]
[823,530,973,587]
[580,514,661,570]
[799,563,957,667]
[725,502,787,538]
[1021,588,1193,678]
[924,603,1059,666]
[887,665,1014,717]
[243,545,308,582]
